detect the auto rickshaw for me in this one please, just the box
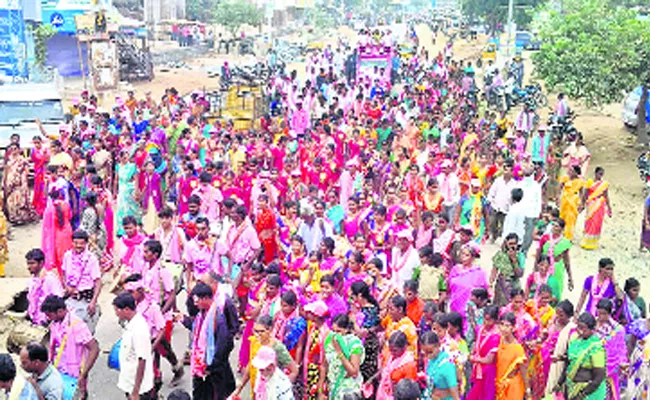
[477,39,498,68]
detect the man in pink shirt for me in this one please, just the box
[61,230,102,333]
[117,216,146,280]
[224,205,261,281]
[26,248,63,326]
[183,217,218,289]
[41,294,99,398]
[192,172,223,221]
[290,101,310,137]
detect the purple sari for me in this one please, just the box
[595,318,628,400]
[448,264,488,320]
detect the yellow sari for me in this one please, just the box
[559,175,585,240]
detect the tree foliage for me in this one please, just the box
[213,0,265,38]
[187,0,217,22]
[462,0,542,35]
[532,0,650,141]
[32,23,56,67]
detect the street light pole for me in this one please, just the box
[506,0,513,58]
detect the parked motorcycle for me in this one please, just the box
[548,110,577,142]
[506,82,548,110]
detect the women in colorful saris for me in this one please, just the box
[524,255,560,303]
[537,219,574,298]
[495,312,529,400]
[278,201,301,254]
[421,331,461,400]
[139,160,163,235]
[500,289,539,347]
[238,263,267,370]
[544,300,577,397]
[343,197,369,243]
[563,133,591,177]
[232,314,299,399]
[285,235,308,284]
[576,258,620,316]
[350,281,381,397]
[342,252,368,300]
[4,144,35,224]
[272,290,307,398]
[376,331,418,400]
[89,175,114,257]
[455,179,489,241]
[490,234,524,307]
[558,165,585,241]
[467,306,500,400]
[595,299,628,400]
[115,150,139,237]
[302,300,330,400]
[448,244,489,322]
[641,193,650,251]
[566,313,607,400]
[621,277,647,328]
[323,314,365,400]
[255,194,278,264]
[42,190,72,276]
[580,167,612,249]
[31,137,50,216]
[79,192,106,261]
[523,285,556,399]
[626,317,650,400]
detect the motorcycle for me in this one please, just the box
[506,82,548,109]
[548,110,577,142]
[488,85,507,112]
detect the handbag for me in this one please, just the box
[108,338,121,370]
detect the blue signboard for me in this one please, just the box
[41,8,83,33]
[0,7,27,78]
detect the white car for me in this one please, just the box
[623,86,650,128]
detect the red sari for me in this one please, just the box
[255,208,278,264]
[31,147,49,216]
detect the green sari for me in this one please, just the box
[541,235,572,297]
[566,334,606,400]
[324,332,365,400]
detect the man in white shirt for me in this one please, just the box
[113,292,155,400]
[516,167,543,255]
[296,204,333,254]
[391,230,421,294]
[488,161,516,242]
[251,346,294,400]
[501,188,526,243]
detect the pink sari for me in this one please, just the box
[467,325,500,400]
[238,281,265,369]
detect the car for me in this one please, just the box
[515,31,541,51]
[0,83,64,148]
[623,86,650,129]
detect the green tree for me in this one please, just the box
[31,23,56,68]
[187,0,217,22]
[532,0,650,143]
[213,0,265,38]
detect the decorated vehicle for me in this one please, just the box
[356,44,393,86]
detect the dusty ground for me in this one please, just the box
[1,23,648,397]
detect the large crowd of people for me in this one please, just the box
[0,24,645,400]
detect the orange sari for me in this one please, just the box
[580,180,609,250]
[496,341,527,400]
[255,208,278,264]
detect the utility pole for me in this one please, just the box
[506,0,514,58]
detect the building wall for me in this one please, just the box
[144,0,186,23]
[0,1,28,78]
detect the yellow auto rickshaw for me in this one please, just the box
[477,41,498,68]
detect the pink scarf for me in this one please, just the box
[545,234,563,274]
[121,233,145,266]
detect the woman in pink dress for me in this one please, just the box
[89,175,115,265]
[448,244,489,323]
[467,306,500,400]
[30,137,50,216]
